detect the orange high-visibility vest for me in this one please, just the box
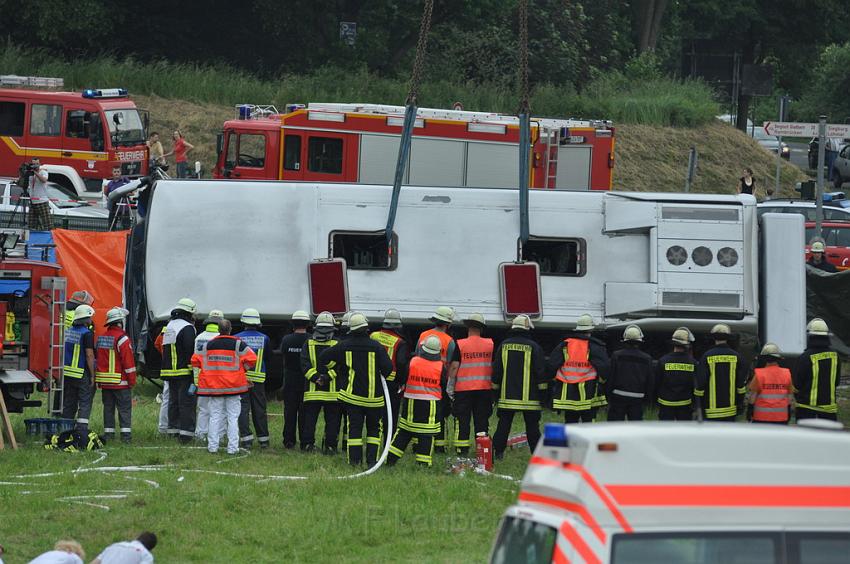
[555,338,597,384]
[191,336,256,396]
[455,335,493,392]
[752,365,792,422]
[404,356,443,401]
[418,329,453,365]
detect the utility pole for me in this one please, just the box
[815,115,826,239]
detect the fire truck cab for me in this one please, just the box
[491,423,850,564]
[214,103,615,191]
[0,75,149,196]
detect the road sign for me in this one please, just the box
[762,121,850,138]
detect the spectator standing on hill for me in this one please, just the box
[163,130,194,178]
[738,168,756,196]
[146,132,164,166]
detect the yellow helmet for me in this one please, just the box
[806,318,829,336]
[810,241,826,253]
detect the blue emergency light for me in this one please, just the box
[82,88,128,99]
[543,423,569,447]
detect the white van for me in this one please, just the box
[490,423,850,564]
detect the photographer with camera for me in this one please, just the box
[22,157,53,230]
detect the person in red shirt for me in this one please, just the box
[163,129,195,178]
[95,307,137,442]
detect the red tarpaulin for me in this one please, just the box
[53,229,127,328]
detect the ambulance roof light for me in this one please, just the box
[543,423,569,447]
[82,88,128,99]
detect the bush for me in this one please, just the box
[795,42,850,122]
[0,42,718,127]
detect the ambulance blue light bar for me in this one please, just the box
[82,88,128,99]
[543,423,569,447]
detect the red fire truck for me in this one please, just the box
[213,103,615,190]
[0,75,149,194]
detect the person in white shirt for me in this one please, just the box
[26,157,53,231]
[28,540,84,564]
[91,532,156,564]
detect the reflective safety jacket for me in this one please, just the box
[453,335,494,393]
[607,346,654,402]
[95,325,136,389]
[319,333,393,408]
[234,328,270,383]
[751,364,792,422]
[370,329,410,383]
[417,328,459,367]
[193,326,220,385]
[492,330,547,411]
[160,318,196,379]
[794,343,839,414]
[63,323,94,380]
[63,308,75,331]
[404,355,445,401]
[696,345,747,419]
[300,337,338,402]
[655,351,697,407]
[546,335,609,412]
[191,335,256,396]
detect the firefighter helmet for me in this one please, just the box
[315,311,335,329]
[811,241,826,253]
[760,342,782,358]
[104,307,129,326]
[69,290,95,306]
[421,335,442,355]
[671,327,694,345]
[464,312,486,328]
[710,323,731,336]
[240,308,262,325]
[431,306,455,324]
[575,314,595,331]
[173,297,197,315]
[73,305,95,322]
[292,310,311,322]
[807,318,829,336]
[511,314,534,330]
[340,311,353,327]
[622,325,644,342]
[382,308,403,328]
[348,312,369,331]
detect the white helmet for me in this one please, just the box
[511,314,534,330]
[806,318,829,336]
[431,306,455,324]
[314,311,335,329]
[760,342,782,358]
[340,311,353,328]
[104,306,129,326]
[73,304,95,322]
[671,327,694,346]
[240,308,262,325]
[382,308,403,328]
[622,325,644,342]
[292,310,311,322]
[811,241,826,253]
[348,312,369,332]
[463,313,486,328]
[421,335,442,355]
[710,323,731,336]
[173,297,197,314]
[575,314,595,332]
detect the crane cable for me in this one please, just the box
[384,0,434,246]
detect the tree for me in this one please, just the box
[633,0,668,53]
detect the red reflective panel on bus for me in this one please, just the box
[501,262,541,317]
[308,259,348,315]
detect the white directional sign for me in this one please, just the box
[762,121,850,138]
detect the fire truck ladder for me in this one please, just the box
[542,126,560,189]
[42,276,66,416]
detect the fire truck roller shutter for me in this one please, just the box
[555,146,592,190]
[467,143,519,189]
[359,135,409,185]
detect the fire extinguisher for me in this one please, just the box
[476,432,493,471]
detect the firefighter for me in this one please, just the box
[655,327,697,421]
[794,318,840,422]
[278,310,311,449]
[606,325,654,421]
[338,311,353,340]
[386,335,447,467]
[235,308,271,449]
[450,313,494,455]
[750,343,794,425]
[807,241,838,273]
[547,313,609,424]
[64,290,95,330]
[161,297,198,443]
[318,313,393,466]
[194,309,223,442]
[695,323,747,422]
[300,311,341,453]
[95,307,136,442]
[191,319,257,455]
[370,308,411,442]
[416,306,460,453]
[492,315,547,458]
[62,304,96,434]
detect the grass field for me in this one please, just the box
[4,383,850,563]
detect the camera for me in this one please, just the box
[15,161,36,190]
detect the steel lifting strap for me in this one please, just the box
[517,0,531,247]
[385,0,434,246]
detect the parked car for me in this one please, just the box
[807,136,849,171]
[805,221,850,270]
[832,143,850,188]
[749,125,790,159]
[758,197,850,221]
[0,178,110,230]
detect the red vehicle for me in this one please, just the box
[0,75,148,193]
[213,103,615,190]
[805,221,850,270]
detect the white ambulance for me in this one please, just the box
[490,423,850,564]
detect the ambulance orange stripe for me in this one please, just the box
[529,456,633,533]
[558,521,601,564]
[518,491,606,544]
[605,485,850,507]
[551,543,571,564]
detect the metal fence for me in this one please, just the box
[0,211,114,232]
